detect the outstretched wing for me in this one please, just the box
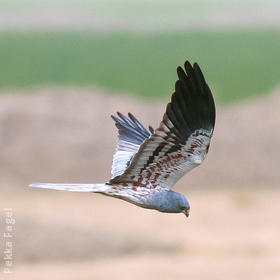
[110,61,215,189]
[111,112,154,178]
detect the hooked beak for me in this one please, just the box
[183,208,190,218]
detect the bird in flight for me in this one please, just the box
[30,61,215,217]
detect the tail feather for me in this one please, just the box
[29,183,108,192]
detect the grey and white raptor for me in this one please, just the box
[30,61,216,217]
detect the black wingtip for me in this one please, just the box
[184,60,192,70]
[172,59,216,135]
[128,112,137,122]
[177,66,183,72]
[111,114,118,121]
[178,60,200,72]
[148,126,154,134]
[177,66,187,81]
[117,111,123,118]
[193,62,201,72]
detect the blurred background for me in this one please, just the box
[0,0,280,279]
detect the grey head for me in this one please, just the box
[151,190,190,217]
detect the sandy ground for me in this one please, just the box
[1,189,280,280]
[0,1,279,31]
[0,88,280,280]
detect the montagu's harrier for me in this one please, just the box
[30,61,216,217]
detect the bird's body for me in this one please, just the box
[30,61,215,218]
[32,182,190,215]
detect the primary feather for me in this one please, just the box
[111,112,153,178]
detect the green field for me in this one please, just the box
[1,30,280,103]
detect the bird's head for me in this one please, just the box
[180,205,190,217]
[162,190,190,217]
[178,195,190,217]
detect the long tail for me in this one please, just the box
[29,183,109,192]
